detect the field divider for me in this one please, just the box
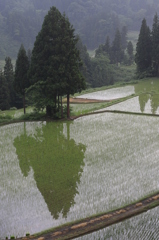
[71,109,159,120]
[18,192,159,240]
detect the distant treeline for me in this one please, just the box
[0,0,159,58]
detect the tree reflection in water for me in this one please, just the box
[14,122,86,219]
[134,80,159,114]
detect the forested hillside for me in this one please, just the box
[0,0,159,59]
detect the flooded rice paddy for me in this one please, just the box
[1,79,159,239]
[76,206,159,239]
[1,112,159,239]
[106,94,159,114]
[76,85,135,100]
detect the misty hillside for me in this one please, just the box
[0,0,159,59]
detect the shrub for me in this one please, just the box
[10,107,17,110]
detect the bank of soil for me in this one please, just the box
[18,193,159,240]
[63,97,111,104]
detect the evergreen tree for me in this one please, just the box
[104,36,110,55]
[127,41,134,65]
[151,13,159,76]
[4,57,15,107]
[0,71,10,110]
[121,26,128,50]
[135,18,152,77]
[29,7,85,118]
[110,29,124,64]
[14,44,30,114]
[76,36,92,87]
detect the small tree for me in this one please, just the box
[14,44,29,114]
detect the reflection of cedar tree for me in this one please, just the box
[134,81,159,114]
[14,122,86,219]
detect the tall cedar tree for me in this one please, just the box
[135,18,152,76]
[4,57,15,107]
[0,71,10,110]
[110,29,124,64]
[127,41,134,65]
[14,44,29,114]
[151,13,159,76]
[29,7,85,118]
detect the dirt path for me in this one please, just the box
[63,97,111,104]
[19,192,159,240]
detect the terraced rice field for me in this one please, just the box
[1,80,159,239]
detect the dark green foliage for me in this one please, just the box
[110,29,124,64]
[14,44,30,113]
[0,0,159,57]
[127,41,134,65]
[151,13,159,76]
[91,54,114,87]
[104,36,111,55]
[4,57,16,108]
[76,36,92,86]
[0,71,10,110]
[135,18,152,77]
[29,7,85,117]
[121,26,128,50]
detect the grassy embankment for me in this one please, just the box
[2,76,159,125]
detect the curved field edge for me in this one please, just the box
[17,192,159,240]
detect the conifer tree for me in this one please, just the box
[121,26,128,50]
[127,41,134,65]
[151,13,159,76]
[4,57,15,107]
[110,29,124,64]
[135,18,152,76]
[29,7,85,118]
[14,44,29,114]
[0,71,10,110]
[104,36,110,55]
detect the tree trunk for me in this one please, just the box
[46,105,52,117]
[58,94,60,112]
[23,94,26,114]
[61,95,63,119]
[67,93,70,119]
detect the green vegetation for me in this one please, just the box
[14,44,30,114]
[135,13,159,78]
[0,0,158,59]
[28,7,86,118]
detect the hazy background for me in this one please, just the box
[0,0,158,59]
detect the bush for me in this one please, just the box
[19,112,45,121]
[0,115,12,120]
[10,107,17,110]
